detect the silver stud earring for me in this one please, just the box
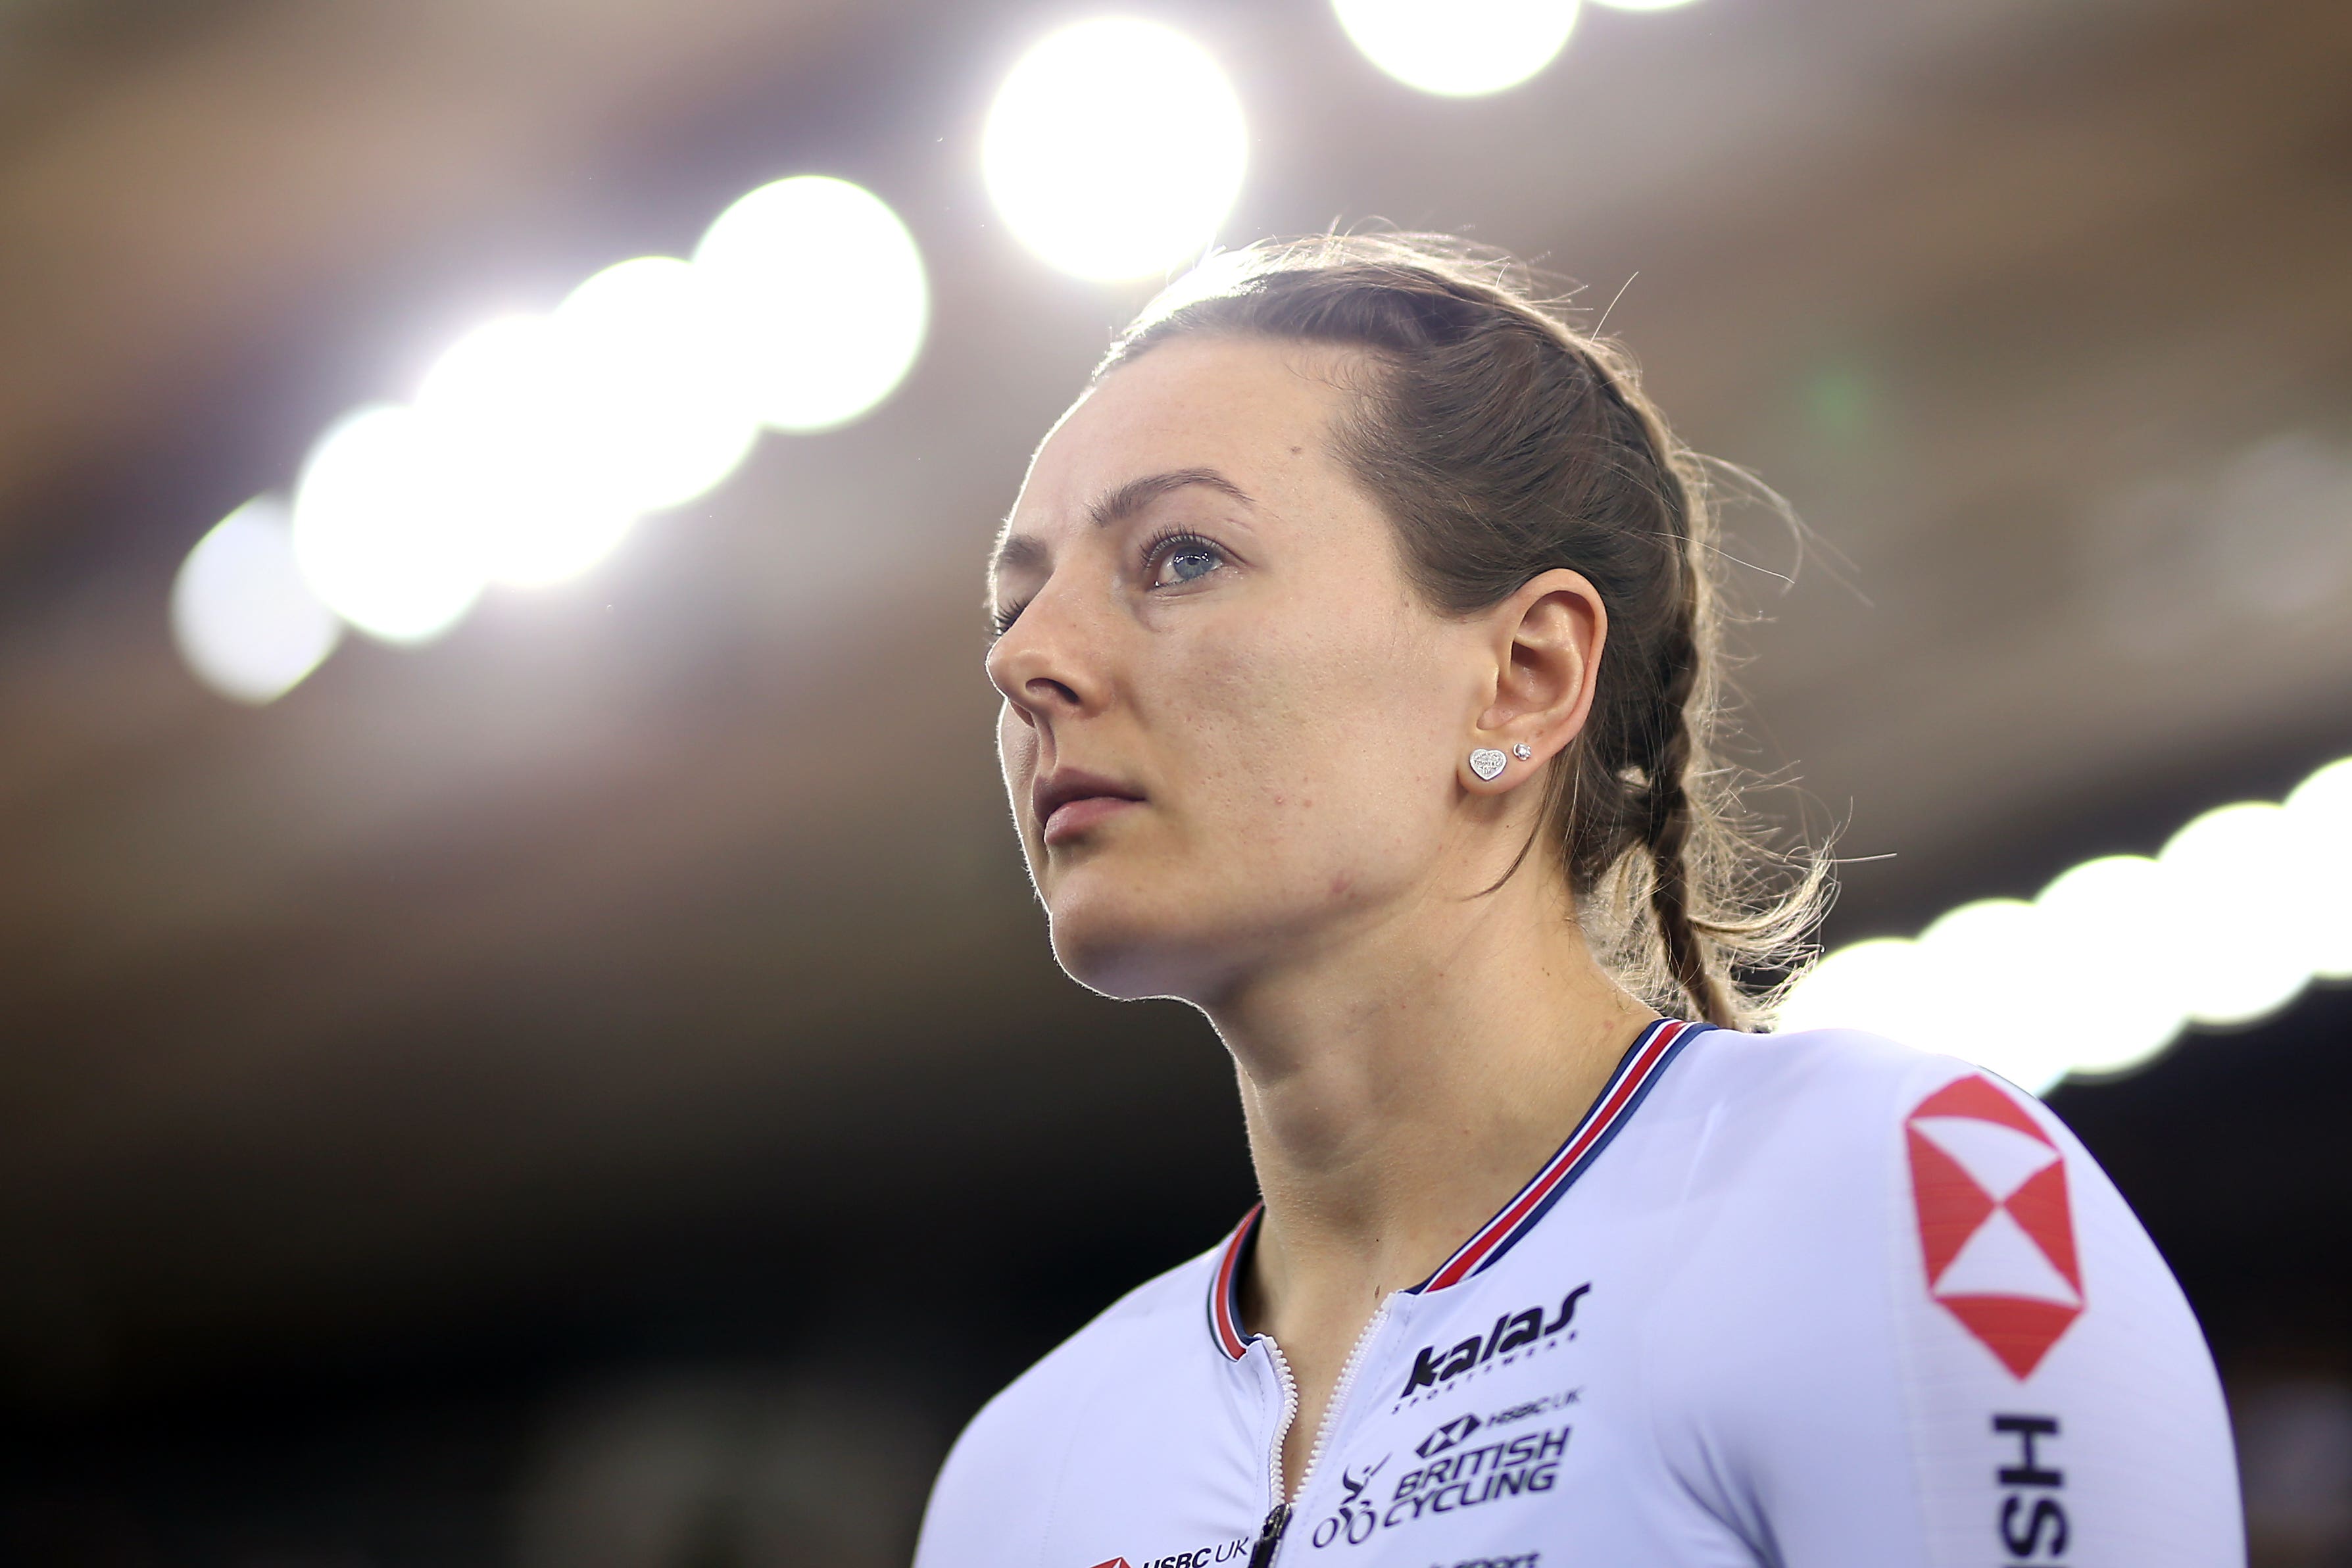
[1469,748,1507,781]
[1512,743,1533,761]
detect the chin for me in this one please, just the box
[1042,870,1238,1004]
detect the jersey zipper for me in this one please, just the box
[1245,1296,1396,1568]
[1246,1338,1300,1568]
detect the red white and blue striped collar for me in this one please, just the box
[1208,1017,1706,1360]
[1208,1200,1263,1360]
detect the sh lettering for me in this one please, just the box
[1993,1414,2068,1561]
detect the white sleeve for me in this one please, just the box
[1643,1041,2244,1568]
[1867,1067,2243,1568]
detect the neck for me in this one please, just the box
[1213,869,1657,1344]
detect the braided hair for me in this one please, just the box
[1095,233,1824,1028]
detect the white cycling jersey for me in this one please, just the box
[914,1019,2243,1568]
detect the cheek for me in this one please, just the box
[998,706,1039,821]
[1173,606,1454,861]
[996,703,1031,773]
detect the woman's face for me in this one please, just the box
[985,335,1508,1003]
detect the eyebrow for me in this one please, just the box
[990,467,1256,581]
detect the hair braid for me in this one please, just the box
[1642,629,1735,1027]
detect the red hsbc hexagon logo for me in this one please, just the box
[1087,1559,1133,1568]
[1904,1073,2083,1379]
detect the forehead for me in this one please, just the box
[1007,335,1360,535]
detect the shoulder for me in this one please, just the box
[1682,1021,1992,1111]
[1661,1022,2044,1179]
[1685,1034,2239,1563]
[976,1244,1211,1433]
[1627,1028,2238,1565]
[913,1238,1221,1563]
[1631,1023,2111,1298]
[941,1244,1212,1458]
[1647,1023,2211,1390]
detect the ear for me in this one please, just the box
[1460,568,1607,795]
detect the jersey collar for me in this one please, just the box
[1208,1016,1706,1360]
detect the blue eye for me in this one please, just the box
[1146,530,1227,589]
[1169,545,1219,581]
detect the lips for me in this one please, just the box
[1032,768,1144,846]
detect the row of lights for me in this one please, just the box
[173,177,926,700]
[172,0,1700,704]
[1776,756,2352,1094]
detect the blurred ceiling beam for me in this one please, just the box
[0,0,887,551]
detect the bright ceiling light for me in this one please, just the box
[413,314,642,589]
[2160,802,2314,1027]
[172,495,343,703]
[2286,758,2352,979]
[1588,0,1698,11]
[1773,936,1923,1039]
[695,176,929,431]
[1915,898,2077,1094]
[981,18,1248,280]
[2030,856,2185,1077]
[1333,0,1580,97]
[554,256,762,510]
[291,404,486,643]
[412,268,766,587]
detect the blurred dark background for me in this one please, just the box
[1,0,2347,1563]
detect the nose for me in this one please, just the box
[985,578,1098,725]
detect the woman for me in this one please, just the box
[914,235,2241,1567]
